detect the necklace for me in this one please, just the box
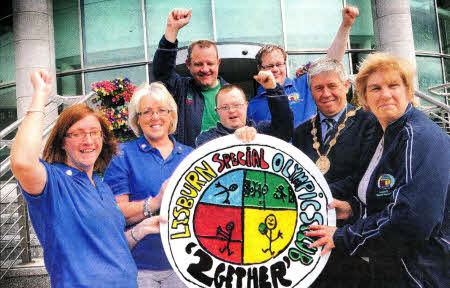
[311,107,360,174]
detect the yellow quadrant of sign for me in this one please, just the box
[243,207,297,263]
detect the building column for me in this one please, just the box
[13,0,57,119]
[371,0,416,65]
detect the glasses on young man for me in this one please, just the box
[65,130,103,140]
[260,62,286,70]
[215,103,246,111]
[137,108,172,118]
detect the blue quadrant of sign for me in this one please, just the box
[200,170,244,206]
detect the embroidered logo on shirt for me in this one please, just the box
[65,169,72,176]
[186,94,194,104]
[377,174,395,196]
[288,92,303,103]
[141,144,147,149]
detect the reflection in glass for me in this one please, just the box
[285,0,341,50]
[416,56,444,106]
[84,66,146,94]
[146,0,213,59]
[215,0,282,45]
[410,0,440,52]
[82,0,145,67]
[54,0,81,71]
[287,54,350,79]
[57,74,82,96]
[0,9,14,84]
[437,0,450,54]
[0,86,17,130]
[347,0,374,49]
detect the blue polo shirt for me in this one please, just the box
[104,135,192,270]
[247,74,317,128]
[21,161,137,288]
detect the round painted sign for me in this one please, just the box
[161,134,335,288]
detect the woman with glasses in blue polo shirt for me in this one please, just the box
[10,70,163,288]
[104,81,192,288]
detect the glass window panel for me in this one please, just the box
[0,86,17,130]
[410,0,440,52]
[57,74,83,95]
[416,56,444,106]
[444,57,450,83]
[285,0,342,50]
[347,0,374,49]
[82,0,145,67]
[84,65,147,94]
[0,8,15,84]
[437,0,450,54]
[215,0,282,45]
[146,0,213,59]
[287,54,350,79]
[54,0,81,71]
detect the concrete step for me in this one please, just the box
[1,257,50,288]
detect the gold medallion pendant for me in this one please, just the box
[316,156,331,174]
[310,107,360,175]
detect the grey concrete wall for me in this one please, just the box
[13,0,57,119]
[371,0,416,65]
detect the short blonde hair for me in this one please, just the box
[128,82,178,136]
[356,52,416,108]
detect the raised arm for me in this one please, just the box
[255,70,293,142]
[153,8,192,92]
[326,5,359,61]
[10,71,52,195]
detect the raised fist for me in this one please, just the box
[167,8,192,31]
[254,70,277,90]
[342,5,359,27]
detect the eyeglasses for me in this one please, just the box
[137,108,172,118]
[260,62,286,70]
[216,103,246,111]
[65,130,103,140]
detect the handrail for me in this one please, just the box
[0,92,96,177]
[0,92,96,141]
[428,83,450,96]
[415,89,450,113]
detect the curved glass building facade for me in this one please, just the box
[0,0,449,129]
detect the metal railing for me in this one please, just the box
[0,92,95,280]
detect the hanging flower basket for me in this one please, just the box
[91,78,136,142]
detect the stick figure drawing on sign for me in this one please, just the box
[259,214,283,255]
[214,182,238,204]
[216,221,235,256]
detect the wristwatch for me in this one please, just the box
[143,196,153,217]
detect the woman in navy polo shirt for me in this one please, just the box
[10,70,163,288]
[104,81,192,287]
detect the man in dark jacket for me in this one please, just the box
[293,57,382,288]
[153,8,226,147]
[196,71,293,147]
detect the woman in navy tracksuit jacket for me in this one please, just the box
[307,53,449,288]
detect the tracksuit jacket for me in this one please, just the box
[152,35,227,147]
[333,104,450,287]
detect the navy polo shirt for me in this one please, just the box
[21,160,137,288]
[104,135,192,270]
[247,75,317,128]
